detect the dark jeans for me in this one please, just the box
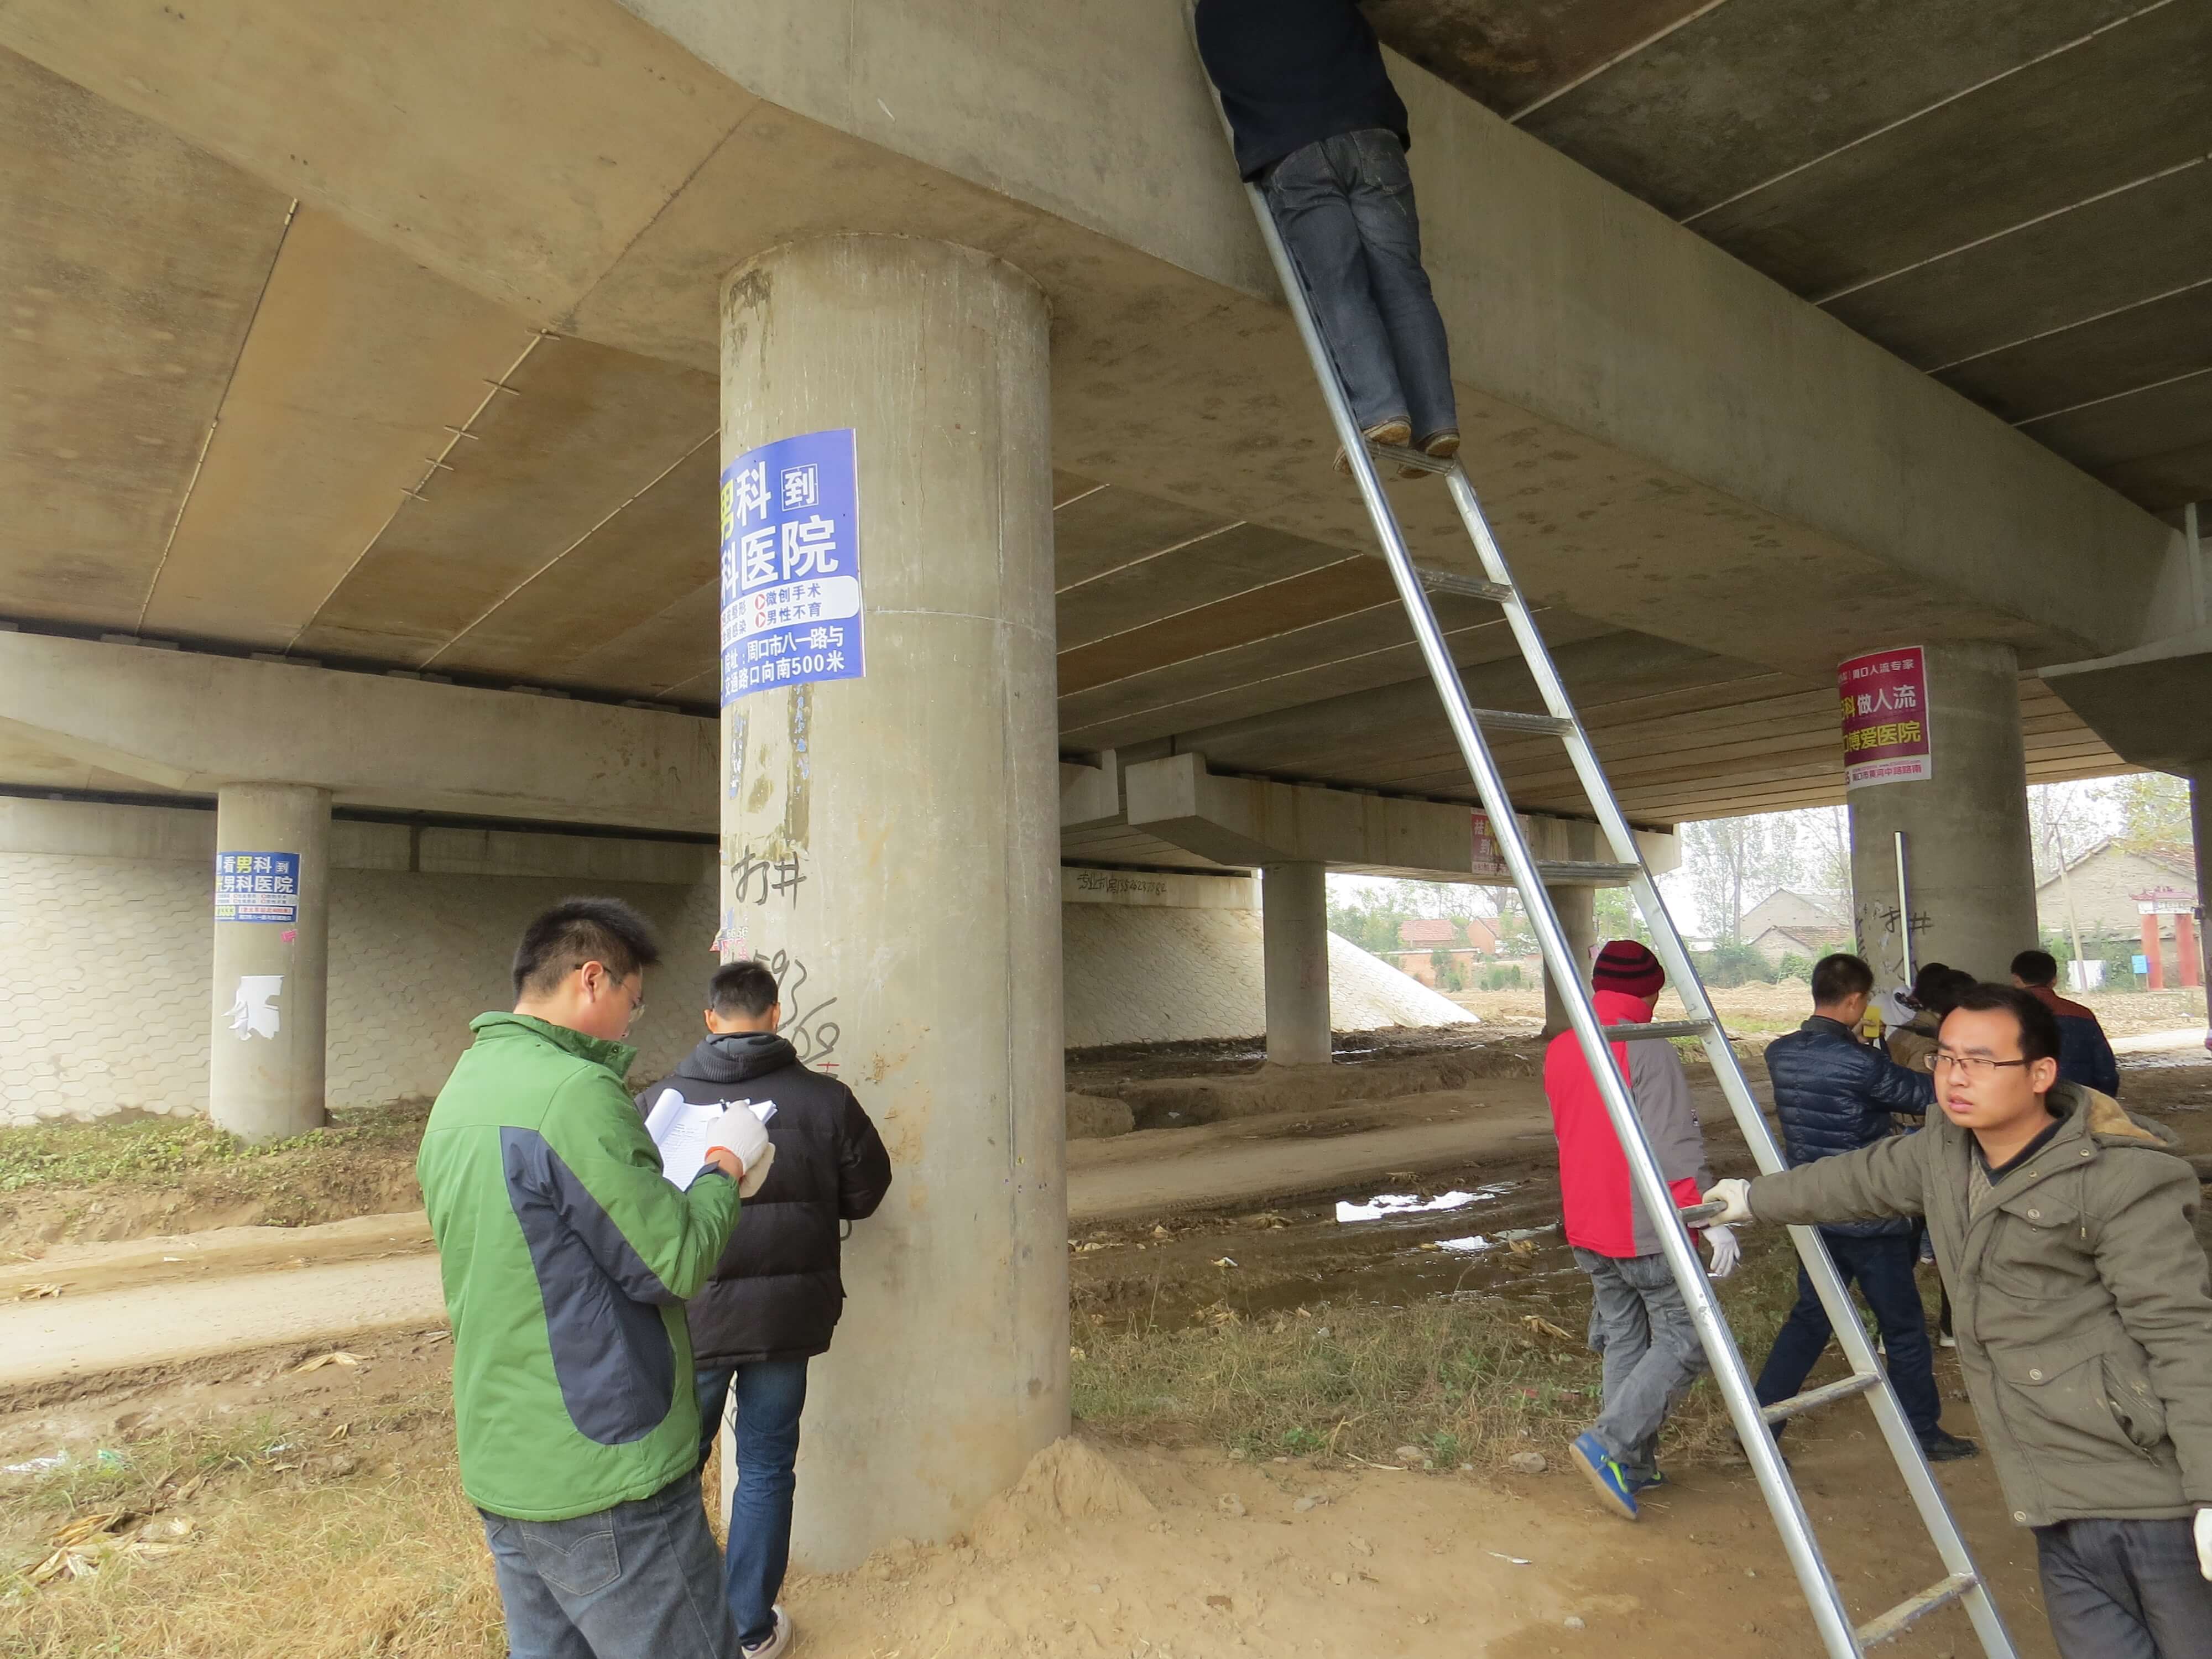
[1754,1231,1942,1442]
[479,1472,738,1659]
[1575,1246,1709,1480]
[2035,1516,2212,1658]
[695,1360,809,1650]
[1262,128,1458,444]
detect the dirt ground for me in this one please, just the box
[9,1043,2210,1655]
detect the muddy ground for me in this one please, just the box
[8,1040,2210,1655]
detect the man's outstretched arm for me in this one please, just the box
[1707,1130,1930,1227]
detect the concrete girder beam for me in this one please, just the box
[1121,751,1676,881]
[2043,624,2212,773]
[0,632,714,831]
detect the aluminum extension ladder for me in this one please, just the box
[1191,43,2017,1659]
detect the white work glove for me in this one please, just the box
[707,1108,775,1198]
[1702,1178,1754,1226]
[1704,1225,1740,1281]
[2195,1508,2212,1581]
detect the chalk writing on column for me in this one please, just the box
[731,848,807,909]
[766,950,841,1068]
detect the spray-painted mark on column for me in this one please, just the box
[765,950,840,1068]
[226,976,283,1041]
[731,848,808,909]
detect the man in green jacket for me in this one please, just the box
[419,898,770,1659]
[1703,984,2212,1658]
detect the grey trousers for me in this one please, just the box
[479,1472,739,1659]
[2035,1516,2212,1659]
[1575,1246,1709,1479]
[1261,128,1458,443]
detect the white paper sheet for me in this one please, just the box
[643,1089,775,1188]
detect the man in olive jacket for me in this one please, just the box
[1704,984,2212,1658]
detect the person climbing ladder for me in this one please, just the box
[1194,0,1460,479]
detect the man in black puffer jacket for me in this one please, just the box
[635,959,891,1659]
[1751,953,1978,1461]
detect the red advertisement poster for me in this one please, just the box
[1470,810,1509,880]
[1838,646,1932,789]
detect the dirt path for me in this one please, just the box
[1,1083,1557,1396]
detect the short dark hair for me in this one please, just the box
[708,959,780,1019]
[512,898,662,998]
[2010,948,2059,987]
[1910,962,1954,1006]
[1948,984,2062,1066]
[1809,952,1874,1006]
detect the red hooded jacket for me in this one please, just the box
[1543,989,1713,1258]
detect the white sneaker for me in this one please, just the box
[743,1606,793,1658]
[1939,1332,1958,1349]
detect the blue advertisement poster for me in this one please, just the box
[215,851,300,924]
[719,427,863,705]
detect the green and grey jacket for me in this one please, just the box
[417,1013,741,1521]
[1747,1082,2212,1527]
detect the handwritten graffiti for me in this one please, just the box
[731,847,807,909]
[764,949,841,1068]
[1856,900,1930,988]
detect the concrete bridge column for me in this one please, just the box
[1541,884,1598,1037]
[2193,774,2211,1039]
[208,783,330,1140]
[718,234,1062,1571]
[1261,861,1331,1065]
[1848,643,2036,984]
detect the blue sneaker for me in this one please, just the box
[1570,1431,1640,1520]
[1630,1467,1667,1493]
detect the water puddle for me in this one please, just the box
[1334,1182,1512,1224]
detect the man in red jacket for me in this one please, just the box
[1545,940,1734,1521]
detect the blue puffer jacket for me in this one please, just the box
[1765,1015,1937,1238]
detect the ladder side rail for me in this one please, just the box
[1232,173,1864,1659]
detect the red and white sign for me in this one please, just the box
[1470,810,1508,881]
[1838,646,1932,790]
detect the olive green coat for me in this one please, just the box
[1747,1081,2212,1527]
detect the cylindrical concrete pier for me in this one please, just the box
[1261,861,1332,1065]
[718,234,1063,1571]
[208,782,330,1140]
[1847,643,2035,984]
[1541,884,1598,1036]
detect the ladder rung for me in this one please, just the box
[1371,439,1455,475]
[1855,1573,1979,1648]
[1412,565,1514,604]
[1533,860,1640,886]
[1761,1371,1881,1425]
[1600,1019,1712,1042]
[1473,708,1574,737]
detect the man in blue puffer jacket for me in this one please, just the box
[1752,953,1979,1460]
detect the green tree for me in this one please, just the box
[2105,771,2192,857]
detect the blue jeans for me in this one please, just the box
[2035,1517,2212,1658]
[1753,1231,1942,1441]
[1576,1246,1709,1480]
[1262,129,1458,443]
[695,1361,809,1649]
[479,1472,738,1659]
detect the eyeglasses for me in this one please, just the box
[1932,1051,2031,1078]
[603,972,645,1017]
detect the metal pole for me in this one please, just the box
[1894,831,1914,983]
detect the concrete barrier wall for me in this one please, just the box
[1,799,718,1127]
[4,805,1474,1125]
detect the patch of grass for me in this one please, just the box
[0,1103,430,1194]
[3,1381,503,1658]
[1074,1228,1808,1472]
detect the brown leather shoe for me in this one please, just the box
[1333,418,1414,474]
[1422,429,1461,461]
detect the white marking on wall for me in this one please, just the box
[226,975,283,1041]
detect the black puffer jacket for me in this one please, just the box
[636,1032,892,1366]
[1764,1015,1936,1239]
